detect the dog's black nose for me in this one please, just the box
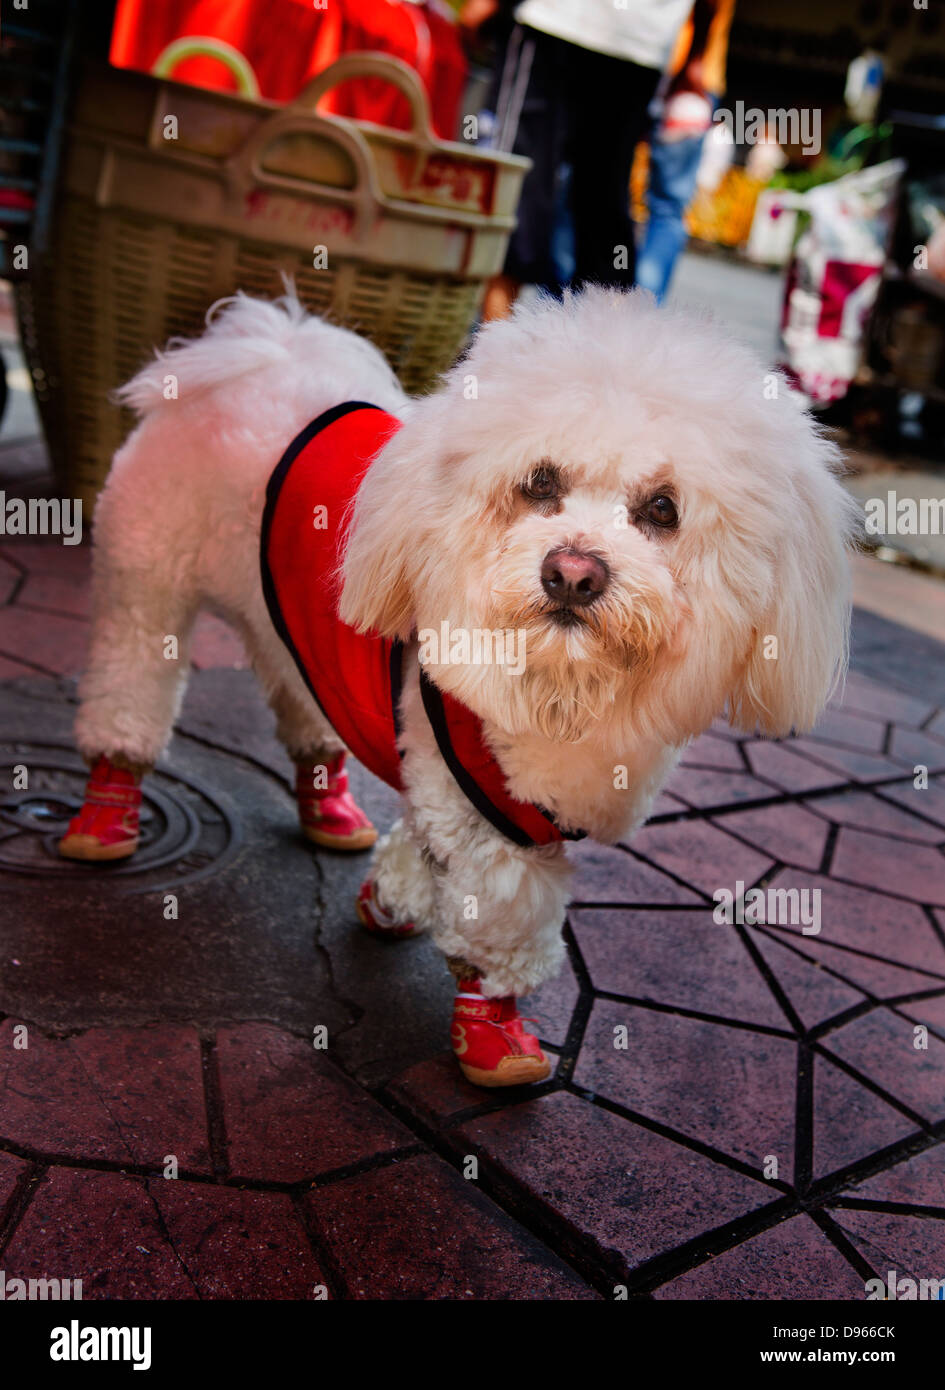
[540,547,608,608]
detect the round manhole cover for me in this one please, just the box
[0,742,241,893]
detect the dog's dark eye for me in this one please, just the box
[522,465,560,502]
[644,494,678,529]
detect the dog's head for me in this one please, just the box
[340,288,856,747]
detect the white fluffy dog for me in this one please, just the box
[63,287,855,1087]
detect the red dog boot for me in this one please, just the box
[58,755,143,861]
[296,753,377,851]
[450,978,551,1088]
[355,879,417,939]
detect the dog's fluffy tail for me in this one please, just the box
[114,288,321,416]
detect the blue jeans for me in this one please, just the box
[636,119,713,303]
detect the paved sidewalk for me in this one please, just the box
[1,441,944,1299]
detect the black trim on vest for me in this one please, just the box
[418,667,586,848]
[259,401,384,733]
[389,640,405,746]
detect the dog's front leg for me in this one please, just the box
[430,837,571,1087]
[356,816,437,939]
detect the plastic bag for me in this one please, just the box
[780,158,904,403]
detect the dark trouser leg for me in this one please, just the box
[498,28,570,291]
[568,51,660,291]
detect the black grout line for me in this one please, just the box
[734,923,805,1034]
[0,645,59,678]
[827,1196,945,1219]
[794,1043,814,1196]
[546,920,595,1086]
[804,1130,935,1205]
[570,901,710,913]
[807,997,879,1042]
[199,1032,230,1180]
[0,1133,429,1196]
[808,1207,879,1285]
[757,923,945,986]
[0,1159,45,1260]
[818,821,840,876]
[590,988,797,1039]
[925,904,945,954]
[291,1190,351,1301]
[622,1196,799,1296]
[872,784,945,837]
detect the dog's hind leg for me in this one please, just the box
[252,640,379,853]
[60,557,201,861]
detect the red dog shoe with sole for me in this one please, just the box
[450,978,551,1087]
[297,753,377,851]
[355,879,418,938]
[58,755,142,861]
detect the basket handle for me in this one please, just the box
[151,36,262,100]
[222,53,434,222]
[291,52,434,139]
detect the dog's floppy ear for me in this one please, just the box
[338,419,423,639]
[728,436,857,738]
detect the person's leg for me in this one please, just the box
[481,26,569,317]
[568,50,660,291]
[481,272,521,322]
[636,125,713,302]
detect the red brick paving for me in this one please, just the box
[879,776,945,828]
[569,839,703,905]
[831,826,945,906]
[0,653,35,679]
[819,1010,945,1125]
[829,1208,945,1282]
[573,1000,798,1180]
[149,1180,326,1298]
[652,1215,868,1300]
[452,1092,774,1275]
[742,738,841,792]
[3,1167,198,1299]
[627,819,774,896]
[811,1057,917,1178]
[901,992,945,1039]
[385,1053,487,1131]
[0,1017,135,1162]
[2,485,945,1300]
[713,802,829,872]
[69,1024,212,1173]
[845,1143,945,1206]
[814,789,945,843]
[761,869,945,970]
[571,908,787,1026]
[748,931,868,1029]
[303,1152,596,1300]
[0,1150,28,1221]
[665,765,776,809]
[214,1023,413,1183]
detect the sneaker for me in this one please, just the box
[355,879,417,938]
[450,978,551,1087]
[297,753,377,850]
[58,755,142,861]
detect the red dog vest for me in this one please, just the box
[260,402,584,848]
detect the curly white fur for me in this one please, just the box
[76,287,856,997]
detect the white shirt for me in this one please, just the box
[514,0,693,69]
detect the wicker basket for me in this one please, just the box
[17,53,528,516]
